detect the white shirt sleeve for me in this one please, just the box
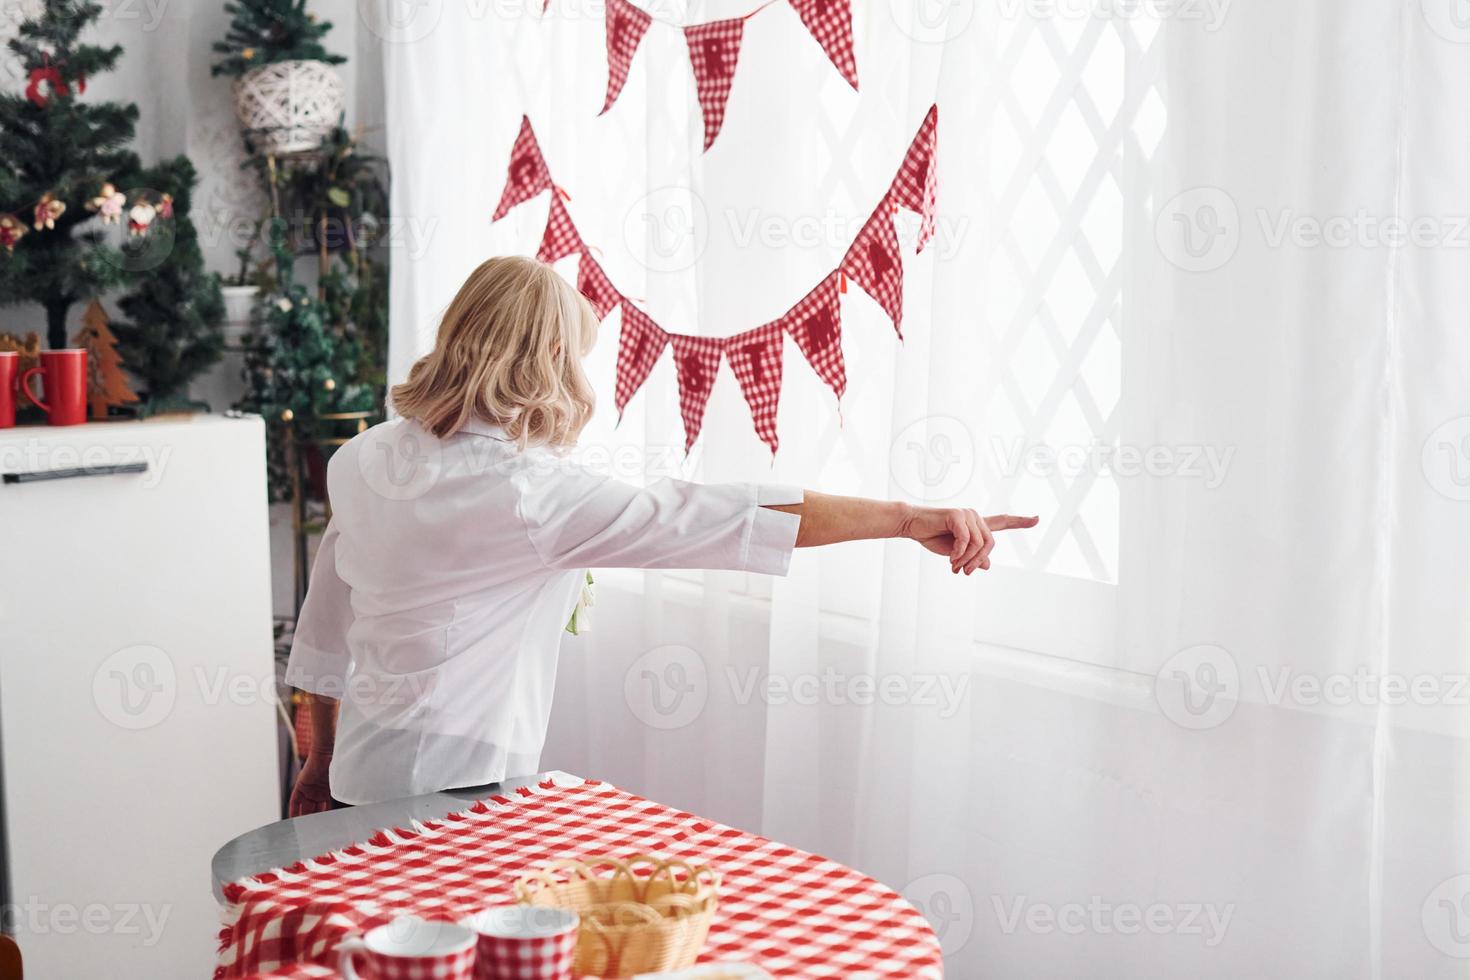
[284,519,354,696]
[518,472,804,574]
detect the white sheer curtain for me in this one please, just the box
[380,0,1470,975]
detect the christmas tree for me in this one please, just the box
[112,156,225,412]
[0,1,141,349]
[73,299,137,419]
[237,218,375,498]
[212,0,347,77]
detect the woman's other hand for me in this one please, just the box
[288,752,336,817]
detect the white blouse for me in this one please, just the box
[285,417,803,805]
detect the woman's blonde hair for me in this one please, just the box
[391,255,598,448]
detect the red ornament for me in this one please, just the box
[25,66,70,107]
[789,0,858,90]
[614,301,669,416]
[577,256,621,319]
[725,321,785,455]
[668,333,725,452]
[600,0,653,115]
[0,215,27,254]
[536,194,583,264]
[492,116,553,222]
[684,18,745,151]
[782,273,846,402]
[891,105,939,253]
[841,197,905,336]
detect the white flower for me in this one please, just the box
[275,297,293,313]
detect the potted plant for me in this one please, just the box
[212,0,346,156]
[221,219,264,345]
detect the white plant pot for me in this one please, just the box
[221,284,259,346]
[232,59,344,155]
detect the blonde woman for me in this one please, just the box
[286,256,1038,815]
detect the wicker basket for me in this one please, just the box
[515,855,720,977]
[232,59,344,155]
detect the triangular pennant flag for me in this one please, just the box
[789,0,858,90]
[783,272,846,401]
[725,321,785,455]
[615,300,668,416]
[684,19,745,151]
[891,104,938,253]
[492,116,552,221]
[537,194,584,264]
[841,198,905,335]
[601,0,653,115]
[577,254,621,319]
[668,333,725,452]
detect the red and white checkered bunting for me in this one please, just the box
[669,333,725,452]
[891,104,939,253]
[789,0,858,90]
[684,18,745,151]
[536,193,583,264]
[601,0,653,115]
[842,198,905,335]
[783,272,846,401]
[215,780,942,979]
[725,321,785,455]
[576,254,621,319]
[614,301,669,415]
[492,116,553,222]
[490,105,940,451]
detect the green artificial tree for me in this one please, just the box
[237,218,375,499]
[0,0,141,349]
[112,156,226,414]
[212,0,347,77]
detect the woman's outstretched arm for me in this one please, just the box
[764,492,1039,575]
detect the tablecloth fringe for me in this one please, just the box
[218,777,603,935]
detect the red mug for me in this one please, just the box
[22,348,89,426]
[0,351,16,428]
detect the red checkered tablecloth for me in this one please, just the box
[217,778,941,979]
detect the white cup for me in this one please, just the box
[337,916,477,980]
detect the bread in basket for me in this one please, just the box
[514,855,720,977]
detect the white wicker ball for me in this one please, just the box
[232,59,345,155]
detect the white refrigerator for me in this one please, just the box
[0,414,281,978]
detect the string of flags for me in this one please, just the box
[583,0,858,151]
[490,105,939,455]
